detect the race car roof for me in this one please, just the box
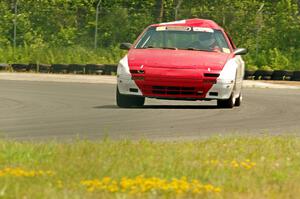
[152,18,223,30]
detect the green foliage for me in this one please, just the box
[1,136,300,198]
[0,0,299,69]
[268,48,290,70]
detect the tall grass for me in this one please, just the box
[1,135,300,198]
[0,46,125,64]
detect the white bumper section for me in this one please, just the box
[205,80,235,99]
[117,55,143,96]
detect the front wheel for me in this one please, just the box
[217,95,235,109]
[234,93,242,107]
[116,87,145,108]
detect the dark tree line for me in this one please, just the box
[0,0,300,69]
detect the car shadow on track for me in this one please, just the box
[94,105,218,109]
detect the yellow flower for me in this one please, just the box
[0,167,55,178]
[80,176,221,195]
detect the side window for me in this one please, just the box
[225,32,236,49]
[214,30,230,53]
[215,31,229,49]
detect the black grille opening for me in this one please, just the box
[181,87,194,91]
[130,70,145,74]
[129,88,138,93]
[153,86,165,90]
[167,91,180,95]
[209,92,218,96]
[153,90,165,94]
[167,86,180,90]
[182,91,194,95]
[151,86,197,95]
[204,73,220,77]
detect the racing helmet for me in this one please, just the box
[198,32,215,46]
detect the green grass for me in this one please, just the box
[0,46,125,65]
[1,135,300,198]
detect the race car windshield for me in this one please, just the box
[135,26,231,53]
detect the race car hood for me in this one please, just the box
[127,49,231,71]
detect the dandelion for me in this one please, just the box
[0,167,55,178]
[206,159,256,169]
[231,160,240,168]
[57,180,63,188]
[80,176,221,195]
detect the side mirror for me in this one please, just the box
[120,43,132,50]
[234,48,248,55]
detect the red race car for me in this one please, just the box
[117,19,247,108]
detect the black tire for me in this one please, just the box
[283,71,293,81]
[104,64,117,75]
[0,63,9,71]
[39,64,51,73]
[271,70,288,80]
[253,70,273,80]
[85,64,104,74]
[116,87,145,108]
[292,71,300,81]
[261,70,273,80]
[68,64,85,74]
[235,93,242,107]
[217,95,235,109]
[11,64,29,72]
[28,63,37,71]
[51,64,69,73]
[253,70,263,80]
[244,70,255,80]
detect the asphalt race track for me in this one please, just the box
[1,80,300,140]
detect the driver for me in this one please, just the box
[190,32,220,51]
[200,32,215,48]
